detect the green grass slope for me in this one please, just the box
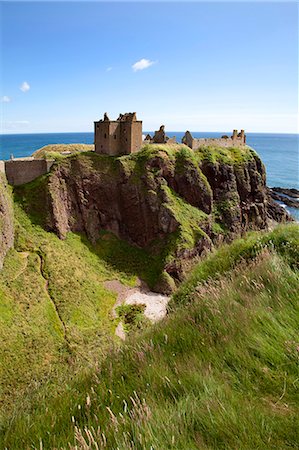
[32,143,94,160]
[1,224,298,449]
[0,202,162,420]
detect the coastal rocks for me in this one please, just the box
[199,154,285,235]
[19,145,290,289]
[266,197,291,223]
[0,174,14,269]
[271,187,299,199]
[269,188,299,209]
[46,149,288,243]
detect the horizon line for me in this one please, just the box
[1,130,299,136]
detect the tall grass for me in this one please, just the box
[1,225,298,449]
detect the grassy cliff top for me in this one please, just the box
[32,143,94,160]
[32,142,257,166]
[124,143,257,166]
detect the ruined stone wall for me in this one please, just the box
[95,121,110,154]
[122,121,142,154]
[190,137,245,149]
[5,159,54,186]
[95,121,123,155]
[108,122,121,156]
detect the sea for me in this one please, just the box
[1,131,298,220]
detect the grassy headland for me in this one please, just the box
[0,144,297,448]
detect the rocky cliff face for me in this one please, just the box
[17,144,290,288]
[0,174,14,269]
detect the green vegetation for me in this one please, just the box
[171,223,299,309]
[15,146,215,281]
[194,145,257,165]
[116,304,150,332]
[160,185,210,259]
[0,202,164,420]
[1,146,297,448]
[1,224,298,449]
[33,143,94,160]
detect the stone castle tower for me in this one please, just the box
[94,112,142,155]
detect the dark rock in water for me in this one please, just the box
[269,188,299,209]
[266,197,292,223]
[272,187,299,199]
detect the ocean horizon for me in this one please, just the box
[1,131,298,219]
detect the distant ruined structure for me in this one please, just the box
[182,129,246,149]
[94,112,142,155]
[94,112,246,154]
[144,125,176,145]
[1,112,247,187]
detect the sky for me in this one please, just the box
[0,1,298,134]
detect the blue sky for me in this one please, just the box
[0,1,298,134]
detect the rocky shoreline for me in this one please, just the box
[269,187,299,209]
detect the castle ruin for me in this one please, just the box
[144,125,176,145]
[1,112,247,187]
[182,129,246,149]
[94,112,142,155]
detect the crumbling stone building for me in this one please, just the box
[94,112,142,155]
[144,125,176,145]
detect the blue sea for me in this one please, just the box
[1,131,298,219]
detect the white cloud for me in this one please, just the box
[1,96,11,103]
[2,121,30,131]
[20,81,30,92]
[106,67,112,72]
[132,58,156,72]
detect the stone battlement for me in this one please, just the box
[182,129,246,149]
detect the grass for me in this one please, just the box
[193,145,257,165]
[1,224,298,449]
[0,200,167,420]
[171,223,299,309]
[32,143,94,160]
[116,304,150,332]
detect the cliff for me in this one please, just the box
[0,174,14,269]
[16,144,290,289]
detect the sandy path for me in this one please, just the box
[104,280,169,339]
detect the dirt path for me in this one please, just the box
[11,252,29,281]
[104,280,170,340]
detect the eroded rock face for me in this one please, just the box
[199,154,271,236]
[44,149,289,246]
[0,174,14,269]
[48,156,179,246]
[25,146,290,287]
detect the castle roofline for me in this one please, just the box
[94,120,142,124]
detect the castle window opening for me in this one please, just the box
[114,135,116,139]
[104,133,107,139]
